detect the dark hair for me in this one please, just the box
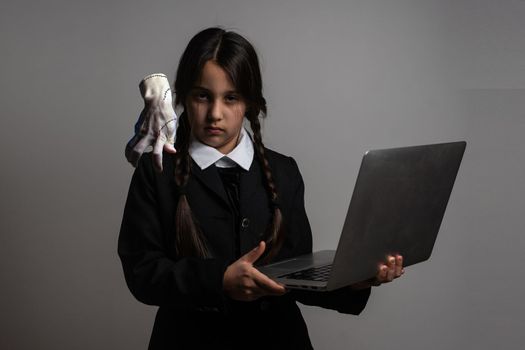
[172,27,284,262]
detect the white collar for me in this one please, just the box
[189,127,254,170]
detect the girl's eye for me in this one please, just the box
[225,95,239,103]
[193,92,209,101]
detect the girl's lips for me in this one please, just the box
[205,127,224,135]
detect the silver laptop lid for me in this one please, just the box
[327,141,466,290]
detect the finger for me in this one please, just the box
[251,268,286,295]
[377,264,388,283]
[386,256,396,281]
[386,255,396,268]
[128,136,152,167]
[165,116,177,144]
[254,276,286,295]
[152,135,165,173]
[240,241,266,264]
[395,255,403,277]
[163,143,177,154]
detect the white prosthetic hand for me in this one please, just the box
[125,73,178,172]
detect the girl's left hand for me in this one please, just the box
[351,254,405,289]
[374,254,404,285]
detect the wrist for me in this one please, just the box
[139,73,173,104]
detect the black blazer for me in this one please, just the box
[118,149,371,350]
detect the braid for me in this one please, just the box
[174,113,191,187]
[173,112,210,258]
[248,113,285,263]
[249,118,278,203]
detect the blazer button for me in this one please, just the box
[241,218,250,228]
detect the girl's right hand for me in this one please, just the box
[223,241,287,301]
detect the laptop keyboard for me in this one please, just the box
[279,264,332,282]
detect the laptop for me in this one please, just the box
[258,141,466,291]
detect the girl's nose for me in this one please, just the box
[207,100,223,122]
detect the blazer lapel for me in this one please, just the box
[190,160,230,207]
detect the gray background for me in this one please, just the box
[1,0,524,349]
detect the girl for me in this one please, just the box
[118,27,404,350]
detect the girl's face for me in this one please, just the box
[186,60,246,154]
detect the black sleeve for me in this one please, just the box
[290,287,371,315]
[285,156,372,315]
[117,154,229,310]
